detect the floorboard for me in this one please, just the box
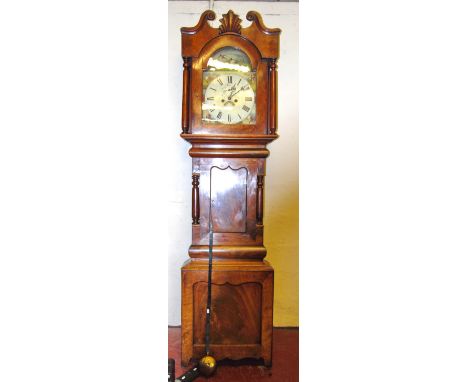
[168,327,299,381]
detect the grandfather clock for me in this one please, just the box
[180,10,280,367]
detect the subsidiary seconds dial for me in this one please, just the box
[204,74,255,125]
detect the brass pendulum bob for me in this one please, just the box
[198,355,217,377]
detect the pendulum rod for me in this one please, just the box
[205,219,214,355]
[170,220,216,382]
[194,197,217,378]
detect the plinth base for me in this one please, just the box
[181,259,274,367]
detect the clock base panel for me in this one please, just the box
[181,259,273,367]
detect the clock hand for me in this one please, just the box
[227,87,236,99]
[222,85,236,99]
[228,85,247,99]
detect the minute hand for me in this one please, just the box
[229,85,248,99]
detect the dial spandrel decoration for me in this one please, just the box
[202,47,256,125]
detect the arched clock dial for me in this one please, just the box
[203,73,255,125]
[202,46,256,125]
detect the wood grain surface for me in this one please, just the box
[179,9,281,367]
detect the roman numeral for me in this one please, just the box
[242,105,250,112]
[209,87,216,91]
[238,113,242,120]
[217,78,223,85]
[227,76,232,84]
[228,114,231,123]
[237,78,242,86]
[209,109,215,113]
[217,111,222,119]
[245,97,252,102]
[207,97,214,101]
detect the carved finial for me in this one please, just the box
[219,10,242,34]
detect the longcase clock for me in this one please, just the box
[179,10,280,367]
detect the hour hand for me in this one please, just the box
[224,85,236,98]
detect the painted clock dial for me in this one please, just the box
[202,46,256,125]
[203,74,255,124]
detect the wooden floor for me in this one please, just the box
[168,327,299,382]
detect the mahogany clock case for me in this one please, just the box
[178,10,281,367]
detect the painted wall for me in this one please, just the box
[168,1,298,327]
